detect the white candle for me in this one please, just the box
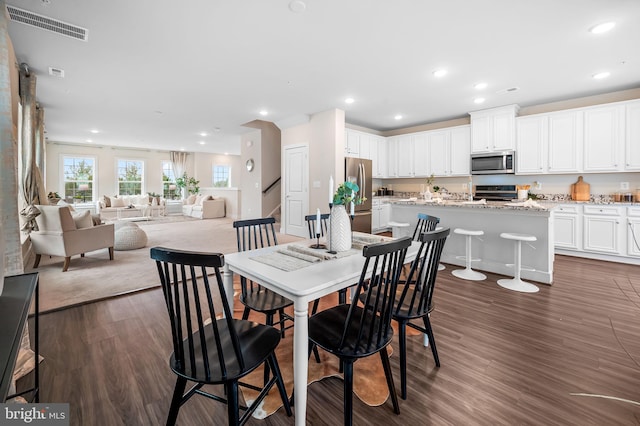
[350,191,355,216]
[329,175,334,204]
[315,208,321,235]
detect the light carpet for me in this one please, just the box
[27,216,303,313]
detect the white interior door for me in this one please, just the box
[284,144,308,237]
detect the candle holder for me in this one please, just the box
[310,233,326,250]
[350,213,355,245]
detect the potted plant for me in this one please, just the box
[175,173,200,197]
[329,181,365,252]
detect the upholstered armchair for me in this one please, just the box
[30,205,115,272]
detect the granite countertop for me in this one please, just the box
[387,198,551,211]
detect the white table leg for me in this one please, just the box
[293,300,309,426]
[222,264,234,318]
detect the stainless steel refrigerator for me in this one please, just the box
[345,157,372,233]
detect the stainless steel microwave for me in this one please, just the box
[471,151,515,175]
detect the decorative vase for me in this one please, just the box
[423,187,432,201]
[329,204,352,252]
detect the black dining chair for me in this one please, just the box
[394,228,450,400]
[233,218,293,335]
[307,236,412,426]
[150,246,292,425]
[304,212,330,239]
[411,213,440,240]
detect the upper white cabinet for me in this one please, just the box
[373,137,387,178]
[547,110,583,173]
[397,135,414,177]
[387,137,399,177]
[583,105,623,172]
[516,115,547,174]
[430,125,471,176]
[345,130,360,157]
[470,104,519,153]
[428,130,448,176]
[413,132,430,177]
[625,100,640,171]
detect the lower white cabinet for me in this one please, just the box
[553,205,581,250]
[372,200,391,232]
[582,205,623,254]
[627,208,640,257]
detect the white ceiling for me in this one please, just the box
[6,0,640,155]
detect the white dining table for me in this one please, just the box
[222,239,420,426]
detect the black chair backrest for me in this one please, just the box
[150,247,242,380]
[395,228,450,319]
[411,213,440,241]
[233,217,278,252]
[304,213,330,238]
[340,236,412,354]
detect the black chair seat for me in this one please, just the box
[170,319,281,383]
[309,305,393,359]
[240,289,292,314]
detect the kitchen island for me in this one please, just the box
[389,200,554,284]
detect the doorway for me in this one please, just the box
[284,144,308,237]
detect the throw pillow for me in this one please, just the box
[199,195,213,206]
[103,195,111,207]
[57,200,75,212]
[91,214,102,226]
[187,194,197,205]
[194,195,203,206]
[111,197,126,208]
[72,210,93,229]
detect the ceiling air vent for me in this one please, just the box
[48,67,64,78]
[6,5,89,42]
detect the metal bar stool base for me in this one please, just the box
[452,268,487,281]
[497,278,539,293]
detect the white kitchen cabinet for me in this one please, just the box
[345,129,360,157]
[625,100,640,171]
[583,105,623,172]
[387,137,398,177]
[372,199,391,232]
[553,204,581,250]
[582,205,623,255]
[449,125,471,176]
[359,133,372,160]
[374,137,387,178]
[372,199,381,231]
[627,208,640,257]
[470,104,518,153]
[413,132,430,177]
[427,130,448,176]
[516,115,547,174]
[397,135,414,177]
[547,110,583,173]
[381,203,391,229]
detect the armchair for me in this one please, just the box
[30,205,115,272]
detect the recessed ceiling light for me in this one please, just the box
[474,82,488,90]
[199,132,208,137]
[433,69,447,78]
[180,148,185,151]
[474,98,486,104]
[592,71,610,79]
[198,141,205,145]
[288,0,306,13]
[345,97,355,104]
[589,22,616,34]
[86,139,92,143]
[259,110,268,116]
[394,115,403,120]
[90,129,100,134]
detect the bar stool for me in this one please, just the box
[388,221,411,238]
[497,233,539,293]
[451,228,486,281]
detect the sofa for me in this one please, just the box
[182,194,225,219]
[30,205,115,272]
[96,195,165,221]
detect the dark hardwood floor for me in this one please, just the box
[23,254,640,425]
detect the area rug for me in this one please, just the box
[27,216,303,313]
[238,293,397,419]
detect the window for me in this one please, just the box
[162,160,177,199]
[212,165,231,188]
[117,159,144,195]
[62,156,95,203]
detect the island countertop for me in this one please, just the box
[389,202,554,284]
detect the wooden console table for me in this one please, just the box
[0,272,39,402]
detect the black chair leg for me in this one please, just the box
[278,308,287,337]
[268,354,293,416]
[225,380,240,425]
[398,321,408,400]
[311,298,320,315]
[241,306,251,320]
[343,360,354,426]
[380,348,400,415]
[423,316,440,367]
[166,376,187,426]
[338,289,347,304]
[264,313,275,385]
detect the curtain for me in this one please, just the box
[18,64,42,232]
[170,151,188,198]
[0,6,24,274]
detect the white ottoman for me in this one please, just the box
[114,223,148,251]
